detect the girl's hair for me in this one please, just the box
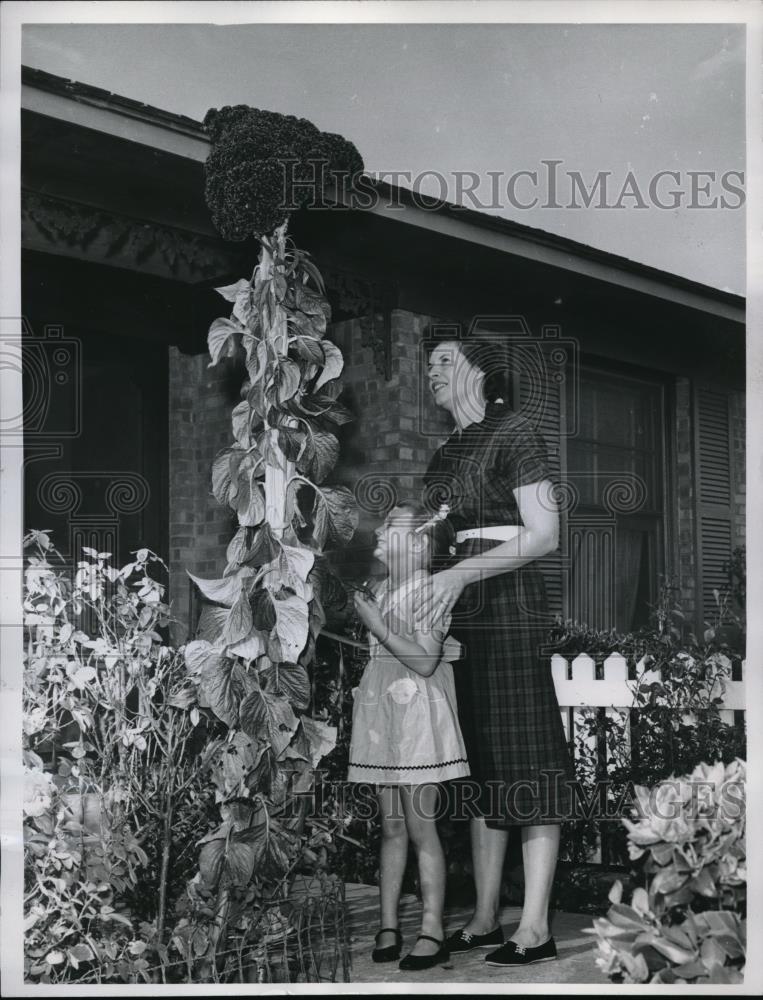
[393,500,455,572]
[422,324,510,404]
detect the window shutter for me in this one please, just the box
[693,386,735,628]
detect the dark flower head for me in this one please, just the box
[203,105,364,241]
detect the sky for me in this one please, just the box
[21,20,747,294]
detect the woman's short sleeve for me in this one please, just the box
[499,417,552,489]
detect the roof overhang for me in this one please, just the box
[21,66,745,327]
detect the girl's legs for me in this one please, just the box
[460,817,509,935]
[377,785,408,949]
[400,783,447,956]
[509,823,560,947]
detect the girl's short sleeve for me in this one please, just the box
[499,417,552,489]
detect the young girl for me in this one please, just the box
[347,501,469,972]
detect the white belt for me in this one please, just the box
[455,525,521,544]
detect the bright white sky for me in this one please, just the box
[22,21,746,294]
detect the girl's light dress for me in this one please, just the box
[347,570,470,785]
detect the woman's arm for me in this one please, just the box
[426,478,559,620]
[458,479,559,583]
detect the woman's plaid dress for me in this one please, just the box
[424,401,575,828]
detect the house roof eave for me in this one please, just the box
[20,65,745,325]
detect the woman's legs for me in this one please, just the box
[509,823,560,947]
[457,820,560,946]
[377,785,408,949]
[401,784,447,956]
[460,817,509,935]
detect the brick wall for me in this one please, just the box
[168,346,237,644]
[330,310,451,578]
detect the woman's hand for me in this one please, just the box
[353,593,386,639]
[422,567,471,623]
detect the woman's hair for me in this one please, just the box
[393,500,455,572]
[422,324,510,404]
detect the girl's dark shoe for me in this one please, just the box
[445,925,504,953]
[484,936,557,966]
[372,927,402,963]
[398,934,450,972]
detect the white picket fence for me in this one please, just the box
[551,652,746,863]
[551,651,746,737]
[320,630,746,863]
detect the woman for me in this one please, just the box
[422,330,575,968]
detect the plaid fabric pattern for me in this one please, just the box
[425,403,575,828]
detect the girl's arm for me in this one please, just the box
[372,627,443,678]
[353,594,445,677]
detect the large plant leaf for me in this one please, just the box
[226,526,251,567]
[260,544,315,602]
[261,662,312,710]
[312,486,359,547]
[226,837,256,886]
[242,523,280,568]
[292,336,324,364]
[235,461,265,527]
[199,836,227,888]
[227,629,265,662]
[231,400,252,448]
[314,341,343,391]
[300,716,338,766]
[272,593,309,664]
[187,570,245,608]
[184,639,220,676]
[215,278,254,326]
[240,688,299,756]
[200,657,247,727]
[277,425,305,462]
[252,588,277,631]
[246,338,269,386]
[196,605,229,645]
[308,556,349,621]
[207,317,240,367]
[273,359,301,404]
[264,692,299,756]
[222,590,253,646]
[211,447,239,506]
[308,431,339,484]
[220,731,257,795]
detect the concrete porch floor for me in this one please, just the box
[344,883,609,986]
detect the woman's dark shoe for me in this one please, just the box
[372,927,402,963]
[484,936,557,967]
[445,925,504,953]
[398,934,450,972]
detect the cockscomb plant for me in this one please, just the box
[177,107,364,961]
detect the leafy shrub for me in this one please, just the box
[22,531,217,983]
[551,577,745,870]
[586,759,746,984]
